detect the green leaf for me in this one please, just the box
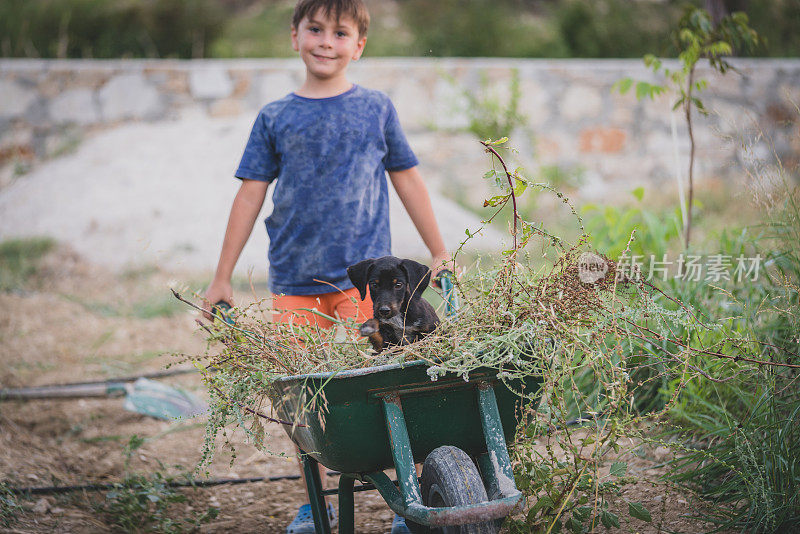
[513,179,527,197]
[613,78,633,94]
[629,353,646,365]
[573,506,591,521]
[600,510,620,528]
[488,137,509,146]
[631,187,645,202]
[484,194,508,207]
[710,41,733,55]
[483,170,498,180]
[566,516,584,534]
[531,495,555,514]
[692,97,708,115]
[628,501,652,522]
[610,461,627,476]
[635,82,650,100]
[643,54,661,71]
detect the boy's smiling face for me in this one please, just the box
[291,10,366,83]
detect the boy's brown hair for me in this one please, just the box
[292,0,370,37]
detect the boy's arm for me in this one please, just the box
[388,166,452,276]
[203,179,269,319]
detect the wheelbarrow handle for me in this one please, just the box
[433,270,458,318]
[211,300,235,325]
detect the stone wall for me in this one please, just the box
[2,58,798,195]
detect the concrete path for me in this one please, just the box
[0,113,504,275]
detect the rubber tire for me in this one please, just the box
[409,446,499,534]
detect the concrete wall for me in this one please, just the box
[2,58,799,195]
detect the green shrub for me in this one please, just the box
[552,0,680,58]
[400,0,567,57]
[98,471,218,533]
[209,2,295,59]
[581,187,682,260]
[456,68,527,141]
[96,435,219,532]
[725,0,800,57]
[0,0,224,58]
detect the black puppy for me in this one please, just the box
[347,256,440,353]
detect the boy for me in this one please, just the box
[204,0,449,532]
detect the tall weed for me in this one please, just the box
[670,389,800,532]
[96,436,219,532]
[664,123,800,532]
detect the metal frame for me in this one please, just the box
[301,380,522,534]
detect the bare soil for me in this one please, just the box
[1,247,719,533]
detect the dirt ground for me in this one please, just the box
[1,246,720,533]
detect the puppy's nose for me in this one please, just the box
[378,305,392,318]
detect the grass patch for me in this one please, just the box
[61,292,185,320]
[120,265,160,281]
[130,293,184,319]
[0,237,55,291]
[60,294,120,317]
[669,389,800,532]
[0,481,23,528]
[80,435,125,444]
[90,330,115,351]
[93,436,218,533]
[8,359,58,374]
[86,350,165,367]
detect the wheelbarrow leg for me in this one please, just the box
[338,474,356,534]
[300,450,331,534]
[381,392,423,508]
[476,382,516,497]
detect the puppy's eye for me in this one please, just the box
[394,281,403,289]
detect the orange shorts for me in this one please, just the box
[271,287,373,329]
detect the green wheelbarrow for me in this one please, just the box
[271,356,541,533]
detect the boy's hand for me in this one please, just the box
[203,279,233,321]
[430,251,455,287]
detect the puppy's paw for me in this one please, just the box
[359,318,379,336]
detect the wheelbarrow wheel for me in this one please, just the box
[409,445,499,534]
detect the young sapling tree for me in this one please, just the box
[614,6,761,248]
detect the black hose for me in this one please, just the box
[7,475,295,495]
[6,471,343,496]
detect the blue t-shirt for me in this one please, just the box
[235,84,419,295]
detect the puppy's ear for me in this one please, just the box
[400,259,431,299]
[347,259,375,300]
